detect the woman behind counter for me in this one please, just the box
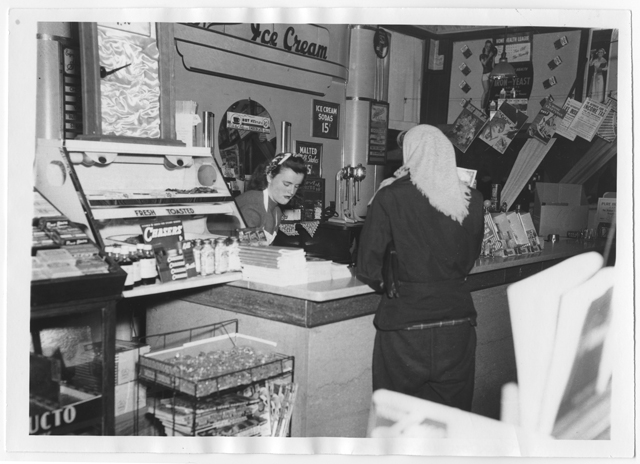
[357,124,484,412]
[236,153,306,245]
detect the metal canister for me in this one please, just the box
[214,237,229,274]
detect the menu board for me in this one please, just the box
[368,101,389,165]
[312,100,340,139]
[295,140,323,178]
[299,178,325,222]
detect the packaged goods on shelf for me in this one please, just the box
[31,257,52,281]
[34,140,247,297]
[197,416,268,437]
[138,321,296,437]
[150,394,262,428]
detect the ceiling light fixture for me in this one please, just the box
[490,27,517,81]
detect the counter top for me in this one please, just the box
[228,276,372,302]
[177,238,605,328]
[469,239,603,274]
[227,238,604,303]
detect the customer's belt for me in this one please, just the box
[403,317,475,331]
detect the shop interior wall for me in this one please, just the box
[170,28,348,209]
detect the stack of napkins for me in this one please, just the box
[330,262,353,280]
[306,257,333,283]
[239,246,308,286]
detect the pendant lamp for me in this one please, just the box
[490,27,517,80]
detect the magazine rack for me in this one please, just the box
[134,320,296,437]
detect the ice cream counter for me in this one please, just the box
[144,239,606,437]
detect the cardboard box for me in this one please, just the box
[115,340,151,385]
[115,381,146,417]
[533,183,588,236]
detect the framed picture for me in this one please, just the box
[78,22,178,143]
[584,29,614,105]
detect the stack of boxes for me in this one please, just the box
[112,340,151,436]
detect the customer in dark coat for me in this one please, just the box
[357,124,484,411]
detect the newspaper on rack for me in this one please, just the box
[567,97,612,142]
[553,98,582,141]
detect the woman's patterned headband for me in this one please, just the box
[266,153,304,175]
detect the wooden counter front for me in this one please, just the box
[146,238,605,437]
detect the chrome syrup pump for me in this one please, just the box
[331,163,366,223]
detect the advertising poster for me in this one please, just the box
[368,101,389,165]
[226,112,271,133]
[220,145,241,178]
[494,32,532,63]
[489,61,534,104]
[478,101,528,154]
[528,100,567,144]
[295,141,323,178]
[446,100,488,153]
[568,97,612,142]
[554,98,582,141]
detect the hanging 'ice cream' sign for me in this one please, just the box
[249,24,329,60]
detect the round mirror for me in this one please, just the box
[218,100,277,194]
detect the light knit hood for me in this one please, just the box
[372,125,471,224]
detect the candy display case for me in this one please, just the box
[135,320,296,437]
[34,138,247,298]
[30,189,121,435]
